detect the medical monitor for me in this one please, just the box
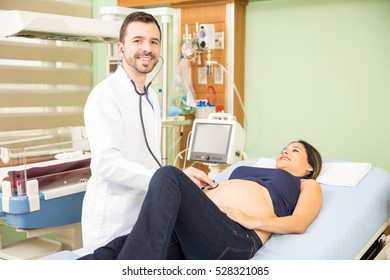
[187,114,245,165]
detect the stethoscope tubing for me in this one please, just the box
[121,59,164,168]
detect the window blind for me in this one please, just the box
[0,0,92,136]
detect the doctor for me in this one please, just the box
[82,11,212,247]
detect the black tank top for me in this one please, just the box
[228,166,301,217]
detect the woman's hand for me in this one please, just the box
[219,206,259,230]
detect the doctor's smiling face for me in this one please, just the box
[275,140,322,179]
[117,12,161,85]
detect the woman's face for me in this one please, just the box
[275,142,313,177]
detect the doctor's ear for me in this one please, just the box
[117,47,124,63]
[117,42,124,53]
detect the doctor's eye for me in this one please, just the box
[132,38,143,44]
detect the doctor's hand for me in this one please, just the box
[183,166,213,188]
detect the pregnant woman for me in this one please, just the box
[79,139,322,260]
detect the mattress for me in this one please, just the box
[215,159,390,260]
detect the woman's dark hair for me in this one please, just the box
[294,140,322,180]
[119,11,161,43]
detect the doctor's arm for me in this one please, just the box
[183,166,214,188]
[85,93,157,190]
[220,179,323,234]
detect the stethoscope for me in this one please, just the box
[120,56,164,168]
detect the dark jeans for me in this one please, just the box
[79,166,262,260]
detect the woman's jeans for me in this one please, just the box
[79,166,262,260]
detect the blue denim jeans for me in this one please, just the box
[79,166,262,260]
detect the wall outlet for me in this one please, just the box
[214,66,223,84]
[198,67,207,84]
[214,31,224,50]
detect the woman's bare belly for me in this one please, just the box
[204,179,276,245]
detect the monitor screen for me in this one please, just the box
[189,122,232,163]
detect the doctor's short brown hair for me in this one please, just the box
[119,11,161,43]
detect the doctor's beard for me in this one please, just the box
[124,51,159,75]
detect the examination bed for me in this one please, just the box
[43,157,390,260]
[217,158,390,260]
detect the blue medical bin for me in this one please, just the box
[0,187,85,229]
[0,126,89,229]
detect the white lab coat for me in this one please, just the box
[81,66,161,247]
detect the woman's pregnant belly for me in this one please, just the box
[205,179,276,244]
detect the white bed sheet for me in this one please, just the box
[215,158,390,260]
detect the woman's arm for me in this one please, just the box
[220,179,322,234]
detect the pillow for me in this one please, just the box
[253,158,371,187]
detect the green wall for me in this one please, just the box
[244,0,390,172]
